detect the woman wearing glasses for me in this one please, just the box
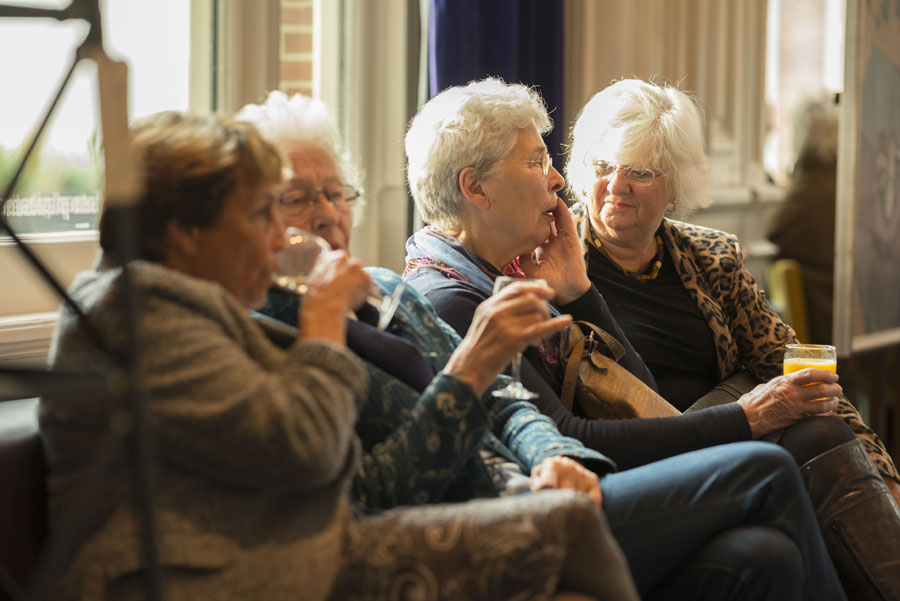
[565,78,900,599]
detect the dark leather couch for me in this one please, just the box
[0,398,46,601]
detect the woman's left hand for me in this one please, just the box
[530,456,603,509]
[519,197,592,305]
[737,368,842,438]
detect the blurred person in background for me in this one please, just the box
[767,93,839,345]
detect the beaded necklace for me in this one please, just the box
[588,225,664,282]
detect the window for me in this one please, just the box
[763,0,845,184]
[0,0,198,329]
[0,0,192,236]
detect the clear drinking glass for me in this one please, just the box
[783,343,837,375]
[272,227,404,331]
[491,276,542,400]
[273,228,332,295]
[783,343,837,401]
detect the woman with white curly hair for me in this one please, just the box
[566,78,900,600]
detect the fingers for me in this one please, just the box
[519,201,592,304]
[520,314,573,344]
[786,367,840,386]
[305,251,372,310]
[551,196,577,237]
[806,398,838,415]
[530,456,603,509]
[738,374,844,438]
[491,280,555,305]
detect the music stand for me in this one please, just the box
[0,2,162,599]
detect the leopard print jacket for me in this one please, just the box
[570,201,899,483]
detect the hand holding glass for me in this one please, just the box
[490,276,544,400]
[273,228,332,295]
[273,227,404,330]
[783,343,837,402]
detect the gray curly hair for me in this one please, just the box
[405,77,552,230]
[237,90,365,223]
[566,79,711,220]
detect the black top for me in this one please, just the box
[586,243,719,411]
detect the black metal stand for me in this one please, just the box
[0,2,162,600]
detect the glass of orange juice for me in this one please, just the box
[783,343,837,375]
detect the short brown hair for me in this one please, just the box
[99,112,283,262]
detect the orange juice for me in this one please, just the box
[783,358,837,375]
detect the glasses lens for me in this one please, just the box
[324,186,346,204]
[594,160,616,176]
[280,186,312,211]
[340,184,359,202]
[628,168,657,186]
[542,153,552,175]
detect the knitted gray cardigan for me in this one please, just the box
[40,260,368,601]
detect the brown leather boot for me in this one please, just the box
[801,439,900,600]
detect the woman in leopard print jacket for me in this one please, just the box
[566,78,900,600]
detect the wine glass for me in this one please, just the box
[273,228,332,295]
[272,227,405,331]
[491,276,543,400]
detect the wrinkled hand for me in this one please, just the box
[530,456,603,509]
[444,281,572,396]
[737,368,842,438]
[519,197,592,305]
[299,250,371,345]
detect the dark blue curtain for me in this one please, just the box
[429,0,565,161]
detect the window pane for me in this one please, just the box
[0,0,191,236]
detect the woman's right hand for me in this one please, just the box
[443,281,572,397]
[520,198,592,305]
[299,250,371,345]
[737,368,842,438]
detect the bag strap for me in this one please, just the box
[559,323,612,411]
[576,320,625,362]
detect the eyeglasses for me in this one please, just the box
[278,183,359,215]
[592,160,663,186]
[496,151,553,176]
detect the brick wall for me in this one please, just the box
[280,0,314,96]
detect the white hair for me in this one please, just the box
[566,79,711,220]
[792,93,839,167]
[237,90,365,222]
[405,77,552,230]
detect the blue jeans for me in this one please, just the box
[600,441,846,601]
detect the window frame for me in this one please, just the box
[0,0,220,357]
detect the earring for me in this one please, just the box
[666,200,677,213]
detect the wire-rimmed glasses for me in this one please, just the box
[592,160,663,186]
[496,151,553,176]
[278,183,359,217]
